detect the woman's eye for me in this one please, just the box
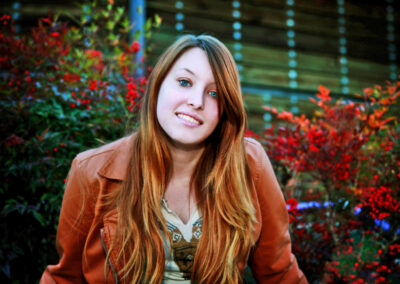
[178,79,191,87]
[208,91,217,98]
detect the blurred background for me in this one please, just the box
[1,0,399,283]
[2,0,399,132]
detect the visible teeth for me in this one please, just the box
[177,114,200,124]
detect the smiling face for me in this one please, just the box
[156,48,219,150]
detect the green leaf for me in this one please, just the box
[154,14,162,27]
[32,210,46,226]
[122,17,130,28]
[90,23,97,33]
[144,18,152,30]
[108,33,116,41]
[107,20,115,30]
[102,11,109,18]
[75,49,83,58]
[80,15,88,25]
[117,7,124,16]
[134,29,141,38]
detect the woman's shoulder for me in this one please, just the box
[72,134,134,181]
[244,137,266,163]
[76,135,133,162]
[244,137,274,184]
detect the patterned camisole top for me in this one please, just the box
[161,199,202,283]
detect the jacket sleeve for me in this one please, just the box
[248,141,307,284]
[40,156,94,284]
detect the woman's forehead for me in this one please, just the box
[168,48,216,82]
[172,48,208,70]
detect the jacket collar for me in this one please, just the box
[97,134,134,181]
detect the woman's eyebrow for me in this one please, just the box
[177,68,216,85]
[177,68,195,76]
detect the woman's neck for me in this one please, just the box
[169,144,204,179]
[163,143,204,223]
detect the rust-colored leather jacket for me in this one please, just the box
[40,135,307,283]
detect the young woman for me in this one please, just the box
[41,34,307,283]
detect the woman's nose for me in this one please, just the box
[187,88,204,109]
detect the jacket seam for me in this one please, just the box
[100,229,119,284]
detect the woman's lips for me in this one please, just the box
[175,112,203,126]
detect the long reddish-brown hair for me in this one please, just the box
[108,34,256,283]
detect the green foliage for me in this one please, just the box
[0,1,160,281]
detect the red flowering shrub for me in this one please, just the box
[130,40,141,53]
[359,186,400,220]
[264,83,400,282]
[286,197,300,223]
[0,1,161,282]
[84,49,104,71]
